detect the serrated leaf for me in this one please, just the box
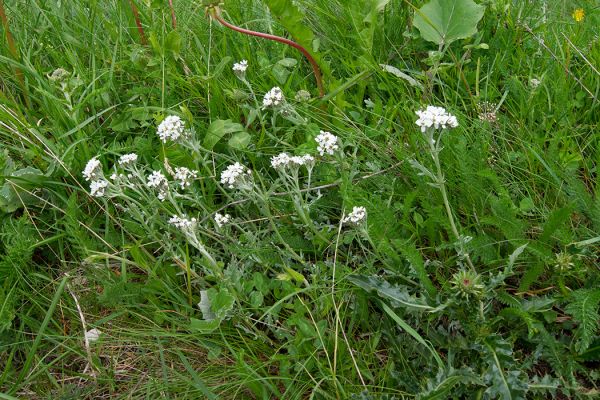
[413,0,485,46]
[348,275,438,311]
[565,289,600,353]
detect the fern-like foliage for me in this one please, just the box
[564,288,600,353]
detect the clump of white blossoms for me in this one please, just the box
[173,167,198,189]
[118,153,138,166]
[90,179,108,197]
[271,152,315,169]
[82,157,102,181]
[215,213,231,228]
[147,170,169,200]
[220,162,252,189]
[415,106,458,133]
[263,87,285,108]
[343,206,367,225]
[232,60,248,78]
[315,131,339,156]
[169,215,197,230]
[157,115,188,143]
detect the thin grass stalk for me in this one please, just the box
[0,0,29,107]
[129,0,147,45]
[209,7,325,98]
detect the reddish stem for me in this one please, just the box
[168,0,177,29]
[0,0,29,106]
[210,8,324,98]
[129,0,147,45]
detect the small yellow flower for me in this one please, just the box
[572,8,585,22]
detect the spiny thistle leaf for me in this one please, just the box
[564,289,600,353]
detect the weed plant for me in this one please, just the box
[0,0,599,398]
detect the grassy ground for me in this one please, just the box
[0,0,599,398]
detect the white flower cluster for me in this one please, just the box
[147,170,169,200]
[173,167,198,189]
[315,131,339,156]
[169,215,197,230]
[343,206,367,225]
[270,153,315,169]
[90,179,108,197]
[118,153,138,166]
[232,60,248,75]
[83,157,110,197]
[263,87,284,108]
[82,157,102,181]
[220,162,252,189]
[215,213,231,228]
[415,106,458,133]
[157,115,188,143]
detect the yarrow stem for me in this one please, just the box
[208,7,325,98]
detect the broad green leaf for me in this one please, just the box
[203,119,245,150]
[413,0,485,46]
[0,167,46,213]
[228,131,252,150]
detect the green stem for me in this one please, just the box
[430,139,476,270]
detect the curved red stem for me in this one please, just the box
[168,0,177,29]
[210,9,324,98]
[129,0,147,45]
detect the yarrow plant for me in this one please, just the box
[89,179,108,197]
[157,115,189,143]
[343,206,367,226]
[415,106,458,134]
[214,213,231,228]
[118,153,138,166]
[270,153,315,170]
[263,87,284,108]
[169,215,198,230]
[410,105,475,270]
[146,170,169,200]
[220,162,252,189]
[315,131,339,156]
[173,167,198,189]
[232,60,248,78]
[82,157,102,181]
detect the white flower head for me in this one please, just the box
[157,115,189,143]
[169,215,197,230]
[271,152,291,169]
[290,154,315,167]
[232,60,248,77]
[343,206,367,226]
[89,180,108,197]
[215,213,231,228]
[85,328,102,343]
[118,153,138,166]
[315,131,339,156]
[415,106,458,133]
[220,162,252,189]
[82,157,102,181]
[263,87,285,108]
[173,167,198,189]
[147,170,169,200]
[530,78,541,89]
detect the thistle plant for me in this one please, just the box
[409,106,475,270]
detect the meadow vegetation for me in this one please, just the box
[0,0,599,398]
